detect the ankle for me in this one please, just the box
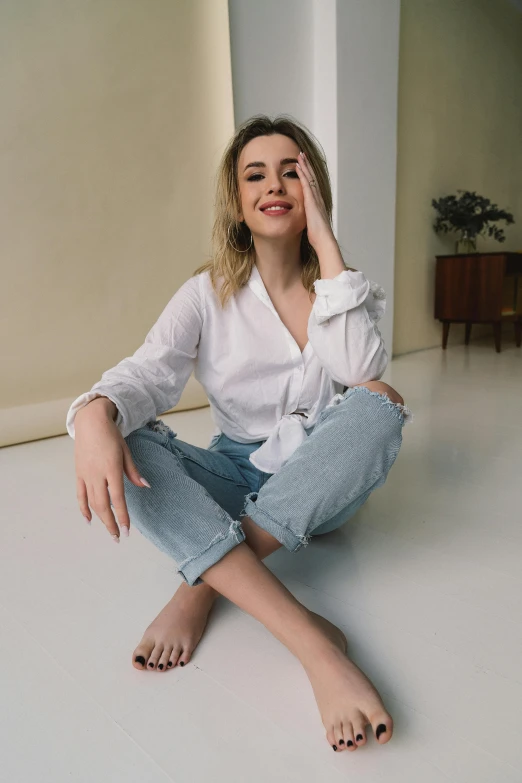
[291,612,342,667]
[178,580,218,602]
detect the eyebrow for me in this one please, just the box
[243,157,298,173]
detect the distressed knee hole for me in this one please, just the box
[145,419,175,437]
[351,386,414,425]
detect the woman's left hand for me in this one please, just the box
[295,151,335,251]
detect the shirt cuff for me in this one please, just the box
[313,269,386,325]
[65,391,124,439]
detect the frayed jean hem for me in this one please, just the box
[177,519,246,587]
[239,492,312,552]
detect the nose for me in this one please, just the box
[266,171,285,194]
[268,181,284,194]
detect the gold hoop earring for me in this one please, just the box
[227,222,253,252]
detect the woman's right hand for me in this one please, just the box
[74,406,150,541]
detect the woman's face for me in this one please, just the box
[236,134,307,240]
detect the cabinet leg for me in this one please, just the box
[515,318,521,348]
[442,321,450,349]
[493,322,501,353]
[464,322,472,345]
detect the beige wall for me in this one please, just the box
[0,0,234,446]
[394,0,522,356]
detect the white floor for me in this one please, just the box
[1,334,521,783]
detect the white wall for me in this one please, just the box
[228,0,400,359]
[0,0,234,446]
[336,0,401,359]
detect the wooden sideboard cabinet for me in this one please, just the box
[435,252,522,353]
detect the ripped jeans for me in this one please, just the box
[121,386,413,586]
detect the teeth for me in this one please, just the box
[264,206,288,212]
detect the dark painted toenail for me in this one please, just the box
[376,724,386,740]
[168,661,173,667]
[135,656,145,665]
[347,740,353,746]
[148,662,154,667]
[179,661,185,666]
[158,664,164,670]
[356,734,363,741]
[332,745,337,751]
[339,739,344,745]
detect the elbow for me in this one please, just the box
[373,346,388,381]
[348,344,388,387]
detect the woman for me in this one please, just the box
[68,114,412,754]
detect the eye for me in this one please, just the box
[247,170,299,181]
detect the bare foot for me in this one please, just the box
[309,611,348,655]
[132,581,217,671]
[300,612,393,752]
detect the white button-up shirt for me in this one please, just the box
[66,264,413,473]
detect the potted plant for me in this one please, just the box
[432,190,515,254]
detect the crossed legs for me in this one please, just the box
[131,381,404,752]
[132,515,284,674]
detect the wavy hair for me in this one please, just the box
[191,114,350,309]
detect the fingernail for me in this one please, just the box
[139,476,151,488]
[158,664,164,670]
[356,734,363,741]
[376,724,386,740]
[346,740,353,747]
[167,661,173,667]
[332,745,337,751]
[179,661,185,667]
[339,739,344,745]
[112,535,120,543]
[121,526,129,537]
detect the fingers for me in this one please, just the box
[298,152,321,196]
[296,152,314,191]
[76,477,91,522]
[89,479,122,540]
[297,150,312,177]
[107,471,131,537]
[77,465,134,541]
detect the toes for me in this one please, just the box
[177,647,191,667]
[169,645,183,668]
[132,639,155,669]
[145,644,164,671]
[158,646,173,672]
[135,641,194,671]
[326,727,338,752]
[341,722,357,751]
[372,716,393,744]
[333,722,346,752]
[353,722,366,746]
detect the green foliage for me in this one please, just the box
[432,190,515,242]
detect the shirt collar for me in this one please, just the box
[247,263,271,306]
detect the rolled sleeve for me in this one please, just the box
[312,269,386,326]
[65,277,203,440]
[308,269,388,387]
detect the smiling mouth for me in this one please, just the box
[260,206,292,215]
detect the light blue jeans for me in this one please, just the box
[122,386,407,586]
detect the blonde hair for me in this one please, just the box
[191,113,351,309]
